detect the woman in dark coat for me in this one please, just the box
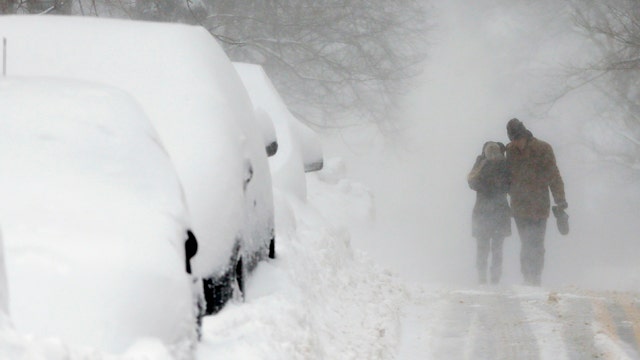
[467,141,511,284]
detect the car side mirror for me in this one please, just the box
[266,140,278,157]
[253,107,278,157]
[304,159,323,172]
[184,230,198,274]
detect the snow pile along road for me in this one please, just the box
[0,156,406,359]
[197,157,408,359]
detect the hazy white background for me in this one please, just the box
[324,0,640,292]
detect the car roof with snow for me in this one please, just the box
[0,15,272,277]
[0,77,195,354]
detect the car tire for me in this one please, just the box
[202,255,245,315]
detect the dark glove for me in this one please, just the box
[552,205,569,235]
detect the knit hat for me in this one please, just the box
[506,118,530,141]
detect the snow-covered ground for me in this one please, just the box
[1,155,639,359]
[397,285,640,359]
[0,155,408,359]
[197,158,406,359]
[197,152,640,360]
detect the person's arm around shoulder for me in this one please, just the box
[467,155,486,191]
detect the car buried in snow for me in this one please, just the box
[0,15,276,316]
[233,62,324,200]
[0,77,198,357]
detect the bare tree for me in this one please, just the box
[566,0,640,169]
[197,0,429,130]
[0,0,72,14]
[19,0,428,130]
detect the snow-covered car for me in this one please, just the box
[0,78,198,356]
[233,62,324,200]
[0,15,275,315]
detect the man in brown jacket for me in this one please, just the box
[506,118,567,286]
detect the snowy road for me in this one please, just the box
[398,286,640,360]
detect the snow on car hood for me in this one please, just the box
[0,78,194,354]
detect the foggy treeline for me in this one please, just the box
[0,0,429,130]
[2,0,640,163]
[512,0,640,175]
[567,0,640,172]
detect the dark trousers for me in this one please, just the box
[514,217,547,285]
[476,236,504,284]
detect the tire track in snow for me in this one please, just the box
[409,288,541,360]
[499,287,569,360]
[615,293,640,357]
[550,292,601,360]
[399,287,640,360]
[589,291,640,360]
[591,295,632,360]
[471,289,541,360]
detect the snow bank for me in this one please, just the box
[198,158,407,359]
[0,154,405,359]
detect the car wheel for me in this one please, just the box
[202,276,229,315]
[202,256,245,315]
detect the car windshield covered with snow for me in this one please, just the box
[0,15,276,315]
[0,78,197,357]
